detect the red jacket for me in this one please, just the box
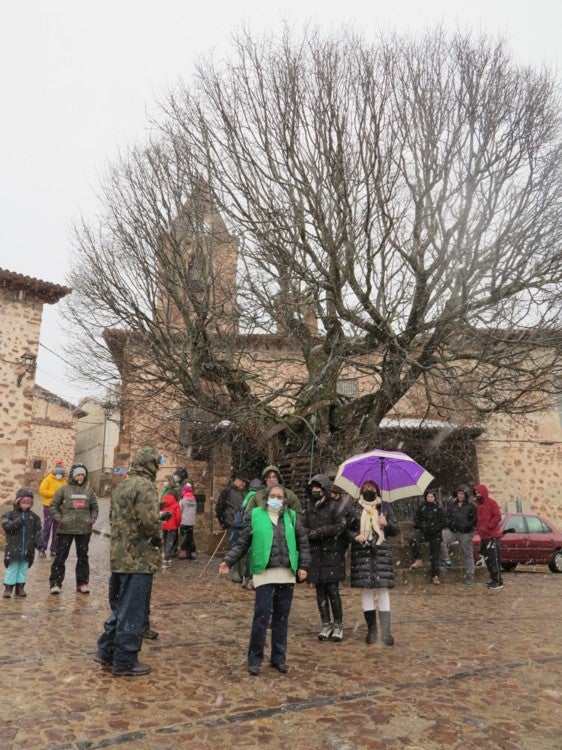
[474,484,502,539]
[160,493,181,531]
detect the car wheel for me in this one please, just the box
[500,562,517,572]
[548,548,562,573]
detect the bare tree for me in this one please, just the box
[65,26,562,468]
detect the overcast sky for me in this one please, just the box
[1,0,560,403]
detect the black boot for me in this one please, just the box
[379,610,394,646]
[15,584,27,598]
[364,610,377,644]
[3,585,13,598]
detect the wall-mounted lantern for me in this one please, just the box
[17,350,37,387]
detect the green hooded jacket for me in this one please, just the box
[243,465,302,517]
[110,446,162,574]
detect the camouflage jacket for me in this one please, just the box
[110,446,162,574]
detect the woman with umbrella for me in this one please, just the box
[345,480,399,645]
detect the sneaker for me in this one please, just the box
[486,581,504,590]
[248,664,260,676]
[178,551,188,559]
[331,623,344,642]
[410,559,423,569]
[464,576,474,585]
[142,628,159,640]
[432,576,440,585]
[50,585,61,594]
[318,623,333,641]
[112,661,151,676]
[440,561,453,569]
[76,584,90,594]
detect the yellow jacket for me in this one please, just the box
[38,473,67,506]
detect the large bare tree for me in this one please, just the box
[65,26,562,468]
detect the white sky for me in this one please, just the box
[0,0,560,403]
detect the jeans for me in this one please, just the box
[248,583,294,667]
[162,529,177,560]
[4,561,29,585]
[441,529,475,576]
[97,573,153,670]
[49,533,91,587]
[41,506,58,554]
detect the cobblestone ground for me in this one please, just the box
[1,510,561,750]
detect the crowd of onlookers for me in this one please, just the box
[2,450,504,678]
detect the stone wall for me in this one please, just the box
[25,390,78,491]
[0,288,41,501]
[475,409,562,524]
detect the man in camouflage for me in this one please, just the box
[94,446,163,677]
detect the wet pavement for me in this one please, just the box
[1,500,561,750]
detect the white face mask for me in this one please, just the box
[54,473,63,480]
[267,497,284,511]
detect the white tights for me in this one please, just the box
[360,587,390,613]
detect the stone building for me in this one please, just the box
[25,385,86,490]
[0,268,70,502]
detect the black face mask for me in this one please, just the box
[310,490,323,501]
[362,490,377,502]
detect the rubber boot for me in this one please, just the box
[15,584,27,597]
[364,610,377,644]
[3,585,13,598]
[379,610,394,646]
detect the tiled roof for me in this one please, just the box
[0,268,71,303]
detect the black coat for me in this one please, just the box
[216,483,245,529]
[2,508,42,568]
[445,500,477,534]
[345,500,399,589]
[413,501,446,539]
[303,497,347,584]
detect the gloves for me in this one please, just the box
[159,511,172,521]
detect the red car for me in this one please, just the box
[473,512,562,573]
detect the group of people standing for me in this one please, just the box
[409,483,504,590]
[218,466,399,676]
[2,461,99,598]
[2,446,505,680]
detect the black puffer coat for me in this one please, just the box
[345,500,399,589]
[2,503,42,568]
[303,474,347,584]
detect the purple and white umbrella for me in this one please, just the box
[334,448,434,502]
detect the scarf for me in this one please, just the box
[358,498,384,545]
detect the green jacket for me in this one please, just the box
[50,468,98,535]
[110,446,162,574]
